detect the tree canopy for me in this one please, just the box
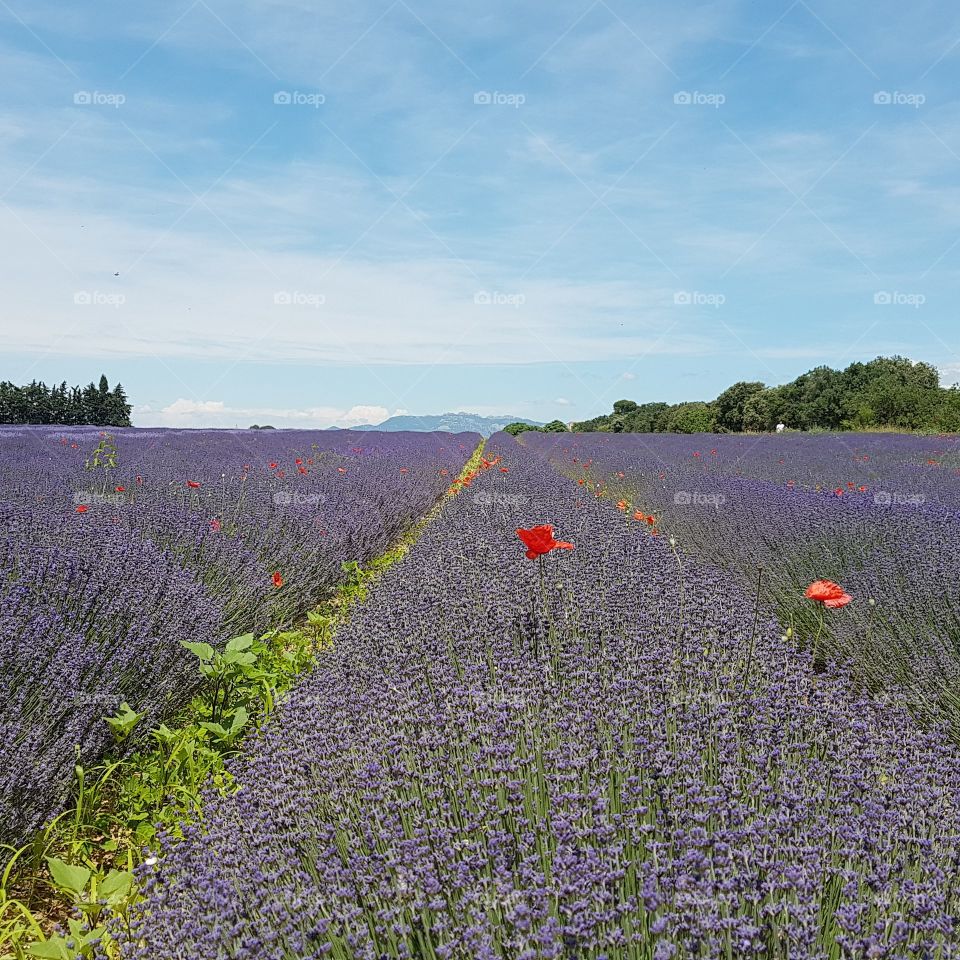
[572,357,960,434]
[0,376,132,426]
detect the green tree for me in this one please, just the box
[713,381,766,433]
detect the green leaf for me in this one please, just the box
[100,869,134,900]
[225,633,254,652]
[180,640,215,661]
[229,706,249,735]
[27,939,69,959]
[46,856,91,897]
[199,721,229,739]
[221,649,256,666]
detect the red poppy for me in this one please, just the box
[617,471,625,478]
[75,504,89,514]
[577,478,585,486]
[210,518,222,532]
[71,443,78,449]
[136,475,143,486]
[710,449,718,456]
[805,579,852,608]
[439,469,449,476]
[115,486,125,492]
[834,488,843,496]
[516,525,574,560]
[187,480,201,488]
[500,467,509,473]
[298,466,307,475]
[633,510,644,521]
[272,571,283,588]
[646,515,655,525]
[847,482,855,488]
[337,467,347,474]
[617,499,628,511]
[400,468,408,474]
[295,458,302,465]
[858,485,867,492]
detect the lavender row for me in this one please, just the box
[0,426,477,849]
[522,431,960,732]
[124,432,960,959]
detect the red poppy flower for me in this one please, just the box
[577,478,585,486]
[400,468,408,474]
[617,499,628,511]
[136,475,143,485]
[634,510,644,521]
[858,485,867,492]
[710,449,718,456]
[805,579,852,608]
[75,504,89,514]
[115,486,125,492]
[617,471,625,478]
[295,458,302,465]
[646,515,656,525]
[439,469,449,476]
[337,467,347,474]
[272,571,283,588]
[187,480,201,488]
[847,482,855,488]
[71,443,78,449]
[209,518,221,532]
[834,488,843,496]
[516,525,574,560]
[500,467,509,473]
[298,466,307,475]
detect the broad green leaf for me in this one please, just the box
[100,869,134,900]
[27,939,69,959]
[46,856,90,896]
[221,650,256,666]
[225,633,254,652]
[229,706,249,735]
[180,640,214,661]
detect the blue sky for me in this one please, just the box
[2,0,959,427]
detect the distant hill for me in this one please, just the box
[347,413,542,437]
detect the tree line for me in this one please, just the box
[0,375,132,426]
[569,357,960,434]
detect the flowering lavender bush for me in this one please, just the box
[523,431,960,733]
[0,426,476,849]
[124,433,960,958]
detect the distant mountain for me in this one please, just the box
[346,413,542,437]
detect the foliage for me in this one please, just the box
[574,355,957,433]
[0,376,131,427]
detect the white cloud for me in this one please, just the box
[135,399,390,428]
[939,363,960,386]
[554,397,571,405]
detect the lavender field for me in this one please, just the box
[0,426,477,852]
[4,428,960,959]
